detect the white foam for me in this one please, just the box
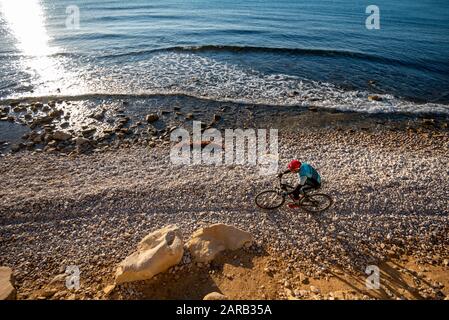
[6,52,449,115]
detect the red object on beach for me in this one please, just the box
[288,159,301,171]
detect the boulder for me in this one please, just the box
[368,95,382,101]
[186,224,253,263]
[74,137,90,146]
[53,131,72,141]
[82,128,96,137]
[0,267,16,300]
[30,132,44,143]
[203,292,228,300]
[115,225,184,284]
[33,115,54,126]
[145,113,159,123]
[49,109,63,118]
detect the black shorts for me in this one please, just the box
[292,179,320,199]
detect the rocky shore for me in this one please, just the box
[0,98,448,300]
[1,96,448,157]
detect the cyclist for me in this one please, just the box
[278,159,321,208]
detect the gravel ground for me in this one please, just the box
[0,125,448,297]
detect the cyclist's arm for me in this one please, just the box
[298,175,307,186]
[286,177,307,195]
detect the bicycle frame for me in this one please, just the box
[278,176,317,204]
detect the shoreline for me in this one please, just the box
[1,116,448,299]
[1,96,448,157]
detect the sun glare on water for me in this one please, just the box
[0,0,54,56]
[0,0,88,97]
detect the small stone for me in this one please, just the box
[49,274,66,285]
[41,288,57,298]
[52,290,67,299]
[288,90,300,97]
[67,294,76,300]
[296,289,309,297]
[203,292,228,300]
[103,284,115,296]
[310,286,320,294]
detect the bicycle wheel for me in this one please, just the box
[255,190,285,209]
[300,193,332,213]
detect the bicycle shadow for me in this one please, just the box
[262,201,446,300]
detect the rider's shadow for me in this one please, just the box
[262,204,381,278]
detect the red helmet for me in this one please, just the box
[288,159,301,171]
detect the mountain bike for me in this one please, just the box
[255,175,333,213]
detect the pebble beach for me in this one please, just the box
[1,0,449,302]
[1,106,448,299]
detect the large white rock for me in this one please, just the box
[187,224,253,262]
[0,267,16,300]
[115,225,184,284]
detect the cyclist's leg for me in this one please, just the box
[300,182,314,195]
[288,185,302,208]
[290,184,302,200]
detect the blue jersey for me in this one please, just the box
[297,163,321,185]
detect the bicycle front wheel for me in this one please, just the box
[300,193,333,213]
[255,190,285,210]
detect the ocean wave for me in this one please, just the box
[92,45,444,75]
[3,45,372,59]
[1,44,443,76]
[1,52,448,115]
[98,44,383,60]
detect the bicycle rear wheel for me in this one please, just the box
[300,193,332,213]
[255,190,285,210]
